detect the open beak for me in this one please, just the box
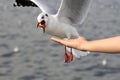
[37,20,46,33]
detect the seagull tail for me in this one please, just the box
[66,47,90,58]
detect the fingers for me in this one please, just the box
[51,37,78,49]
[51,37,67,45]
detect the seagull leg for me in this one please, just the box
[69,48,73,62]
[64,46,69,63]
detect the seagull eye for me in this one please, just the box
[45,14,48,17]
[41,16,44,19]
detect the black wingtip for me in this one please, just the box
[13,0,37,7]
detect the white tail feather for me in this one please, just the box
[66,47,90,58]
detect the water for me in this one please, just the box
[0,0,120,80]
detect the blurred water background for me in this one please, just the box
[0,0,120,80]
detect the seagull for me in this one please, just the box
[31,0,92,63]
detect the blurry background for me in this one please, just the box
[0,0,120,80]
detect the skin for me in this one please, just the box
[51,36,120,53]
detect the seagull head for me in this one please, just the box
[37,12,49,33]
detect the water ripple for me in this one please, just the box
[0,52,15,58]
[0,43,9,49]
[19,75,36,80]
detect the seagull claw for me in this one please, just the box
[64,52,69,63]
[64,46,69,63]
[64,46,73,63]
[69,48,73,62]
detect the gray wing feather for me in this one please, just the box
[31,0,57,14]
[57,0,92,24]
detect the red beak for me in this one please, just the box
[37,22,40,28]
[37,20,46,33]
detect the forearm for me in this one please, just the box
[81,36,120,53]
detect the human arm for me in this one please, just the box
[51,36,120,53]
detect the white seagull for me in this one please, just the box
[31,0,92,63]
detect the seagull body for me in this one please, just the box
[31,0,92,62]
[45,15,79,39]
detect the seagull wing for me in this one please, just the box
[56,0,92,24]
[30,0,57,14]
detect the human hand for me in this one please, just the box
[51,37,87,50]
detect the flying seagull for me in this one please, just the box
[31,0,92,63]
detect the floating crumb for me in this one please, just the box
[102,59,107,66]
[13,46,20,52]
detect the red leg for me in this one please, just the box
[64,46,69,63]
[69,48,73,62]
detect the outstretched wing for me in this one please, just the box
[30,0,57,14]
[57,0,92,24]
